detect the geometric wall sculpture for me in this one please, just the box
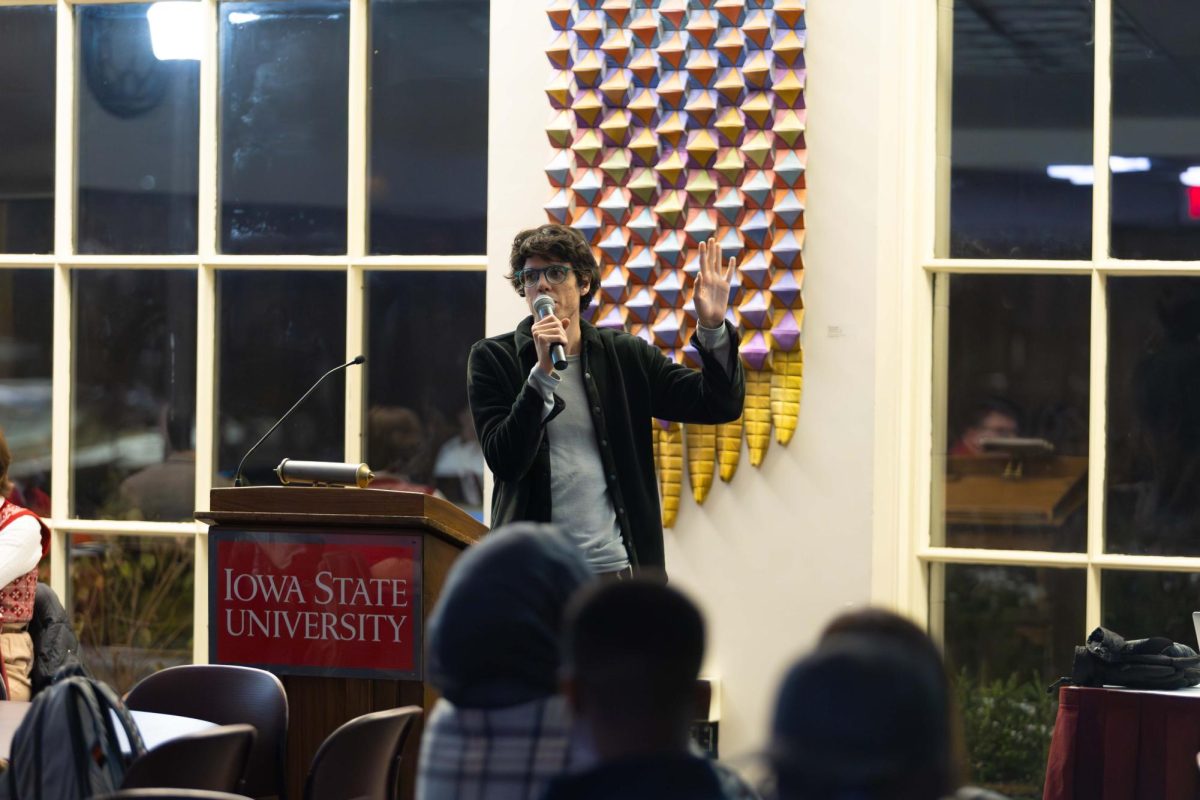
[545,0,806,526]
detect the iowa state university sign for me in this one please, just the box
[209,530,422,680]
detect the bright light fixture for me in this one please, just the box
[147,2,202,61]
[1180,167,1200,187]
[227,12,261,24]
[1046,165,1095,186]
[1046,156,1153,186]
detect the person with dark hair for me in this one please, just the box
[817,609,1007,800]
[768,635,955,800]
[416,522,595,800]
[116,409,203,521]
[950,397,1021,456]
[468,223,745,577]
[541,580,744,800]
[0,428,49,701]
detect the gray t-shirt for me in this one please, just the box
[527,324,732,572]
[533,355,629,573]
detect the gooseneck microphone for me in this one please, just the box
[233,354,366,487]
[532,295,568,371]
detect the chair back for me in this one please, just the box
[98,791,255,799]
[303,706,422,800]
[121,723,256,793]
[125,665,288,799]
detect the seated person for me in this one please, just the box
[950,398,1020,456]
[541,581,746,800]
[367,406,436,494]
[117,412,198,522]
[767,619,965,800]
[0,429,49,701]
[818,609,1007,800]
[416,522,594,800]
[432,407,484,511]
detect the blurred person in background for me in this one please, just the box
[0,428,49,700]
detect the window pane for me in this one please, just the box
[217,271,346,484]
[366,271,484,518]
[369,0,487,255]
[946,1,1093,259]
[220,1,349,255]
[1105,277,1200,555]
[73,271,197,520]
[1102,571,1200,649]
[71,532,194,693]
[77,4,200,255]
[935,275,1090,552]
[0,7,55,254]
[0,269,53,514]
[941,564,1084,796]
[1111,3,1200,259]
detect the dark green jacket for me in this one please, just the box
[467,316,744,572]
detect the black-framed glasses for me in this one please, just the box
[516,264,571,287]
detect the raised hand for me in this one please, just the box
[693,237,735,329]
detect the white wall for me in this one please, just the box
[488,0,894,757]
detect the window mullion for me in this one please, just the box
[1087,0,1113,636]
[344,267,365,463]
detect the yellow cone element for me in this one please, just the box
[716,414,743,482]
[745,366,773,466]
[770,346,803,445]
[657,421,684,528]
[686,423,717,503]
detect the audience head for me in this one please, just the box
[956,397,1021,455]
[769,634,952,800]
[427,522,593,709]
[0,428,10,499]
[561,580,705,758]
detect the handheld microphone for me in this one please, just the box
[232,354,367,487]
[532,295,568,371]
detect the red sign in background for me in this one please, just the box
[210,531,422,680]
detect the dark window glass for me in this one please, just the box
[1105,277,1200,555]
[71,532,194,692]
[77,4,200,254]
[73,270,197,520]
[220,1,349,255]
[0,269,53,514]
[1103,570,1200,647]
[941,564,1084,795]
[0,7,55,254]
[1111,3,1200,259]
[947,1,1093,259]
[365,271,484,518]
[217,271,346,484]
[937,275,1090,552]
[369,0,488,255]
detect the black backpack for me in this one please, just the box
[1050,626,1200,692]
[8,668,145,799]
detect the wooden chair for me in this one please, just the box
[303,707,422,800]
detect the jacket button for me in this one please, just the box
[617,508,625,516]
[608,473,616,481]
[585,372,591,379]
[600,438,608,446]
[593,406,601,414]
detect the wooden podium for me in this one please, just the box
[197,487,486,800]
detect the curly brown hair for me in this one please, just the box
[507,224,601,310]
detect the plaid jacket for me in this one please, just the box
[416,695,585,800]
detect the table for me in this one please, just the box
[1044,685,1200,800]
[0,701,216,759]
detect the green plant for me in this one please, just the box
[71,535,194,693]
[955,669,1058,800]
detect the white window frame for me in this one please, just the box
[0,0,486,664]
[873,0,1200,641]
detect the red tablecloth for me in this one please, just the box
[1045,685,1200,800]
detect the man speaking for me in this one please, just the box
[467,224,745,578]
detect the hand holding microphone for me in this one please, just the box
[532,295,569,373]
